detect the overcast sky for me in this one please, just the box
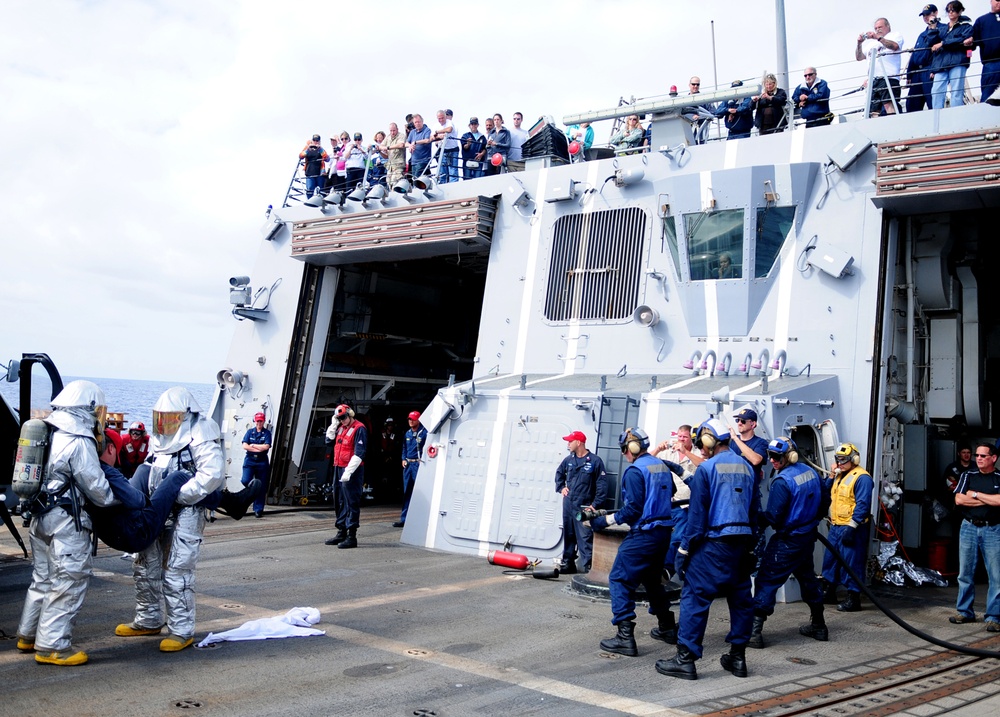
[1,0,983,384]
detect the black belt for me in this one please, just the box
[966,517,1000,528]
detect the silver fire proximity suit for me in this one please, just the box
[17,381,115,658]
[126,387,224,642]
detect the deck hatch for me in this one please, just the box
[544,206,646,321]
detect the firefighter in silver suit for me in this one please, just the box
[16,380,115,666]
[115,387,224,652]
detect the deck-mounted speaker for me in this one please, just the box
[632,305,659,327]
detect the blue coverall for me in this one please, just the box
[399,426,427,524]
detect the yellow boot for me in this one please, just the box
[35,648,89,666]
[16,637,34,653]
[115,622,163,637]
[159,634,194,652]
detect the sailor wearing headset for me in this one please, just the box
[821,442,874,613]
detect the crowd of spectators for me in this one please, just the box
[297,4,1000,193]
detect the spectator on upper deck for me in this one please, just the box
[930,2,974,108]
[368,131,387,187]
[856,17,905,116]
[681,76,716,144]
[907,5,943,112]
[343,133,368,191]
[432,109,460,183]
[751,74,787,135]
[793,67,833,127]
[716,98,754,140]
[508,112,528,171]
[299,134,330,200]
[461,118,487,179]
[485,113,511,176]
[324,136,341,191]
[381,123,407,189]
[406,114,433,180]
[609,115,645,150]
[967,0,1000,103]
[565,122,595,161]
[333,131,351,192]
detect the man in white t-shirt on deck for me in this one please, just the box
[855,17,905,116]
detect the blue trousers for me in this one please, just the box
[438,149,460,183]
[561,500,594,571]
[905,71,933,113]
[982,61,1000,104]
[822,523,869,593]
[334,464,364,530]
[664,506,688,571]
[752,532,824,616]
[608,525,672,625]
[94,468,190,553]
[677,538,754,659]
[400,461,419,523]
[955,520,1000,623]
[241,461,270,513]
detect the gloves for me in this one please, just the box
[675,548,690,580]
[340,454,362,482]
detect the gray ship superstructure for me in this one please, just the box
[210,82,1000,570]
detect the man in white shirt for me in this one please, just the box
[507,111,528,171]
[432,109,461,183]
[855,17,905,116]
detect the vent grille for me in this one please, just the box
[544,207,646,321]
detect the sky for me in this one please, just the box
[0,0,984,384]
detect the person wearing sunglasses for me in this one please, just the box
[793,67,833,127]
[950,443,1000,631]
[729,408,768,485]
[820,442,874,613]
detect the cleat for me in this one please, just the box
[16,637,34,653]
[35,648,88,666]
[159,634,194,652]
[115,622,164,637]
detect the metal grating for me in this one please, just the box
[875,128,1000,197]
[544,207,646,321]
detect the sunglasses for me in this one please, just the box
[735,418,751,424]
[690,83,700,86]
[976,453,993,458]
[804,73,816,78]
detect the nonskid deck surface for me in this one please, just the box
[2,509,999,716]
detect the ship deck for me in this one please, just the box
[3,508,1000,716]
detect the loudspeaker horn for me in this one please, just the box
[632,305,659,328]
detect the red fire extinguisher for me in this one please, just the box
[487,550,531,570]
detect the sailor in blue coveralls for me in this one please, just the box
[748,437,829,649]
[395,411,427,528]
[657,418,757,680]
[554,430,608,574]
[591,428,682,656]
[241,412,272,518]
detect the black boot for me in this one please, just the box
[799,602,829,641]
[720,643,748,678]
[216,479,261,521]
[649,610,677,645]
[837,591,861,612]
[338,528,358,549]
[747,615,766,649]
[655,644,698,680]
[325,529,347,546]
[600,620,638,656]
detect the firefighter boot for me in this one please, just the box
[799,602,829,641]
[35,647,88,666]
[600,620,638,656]
[747,615,766,649]
[720,643,748,678]
[649,610,677,645]
[655,644,698,680]
[837,591,862,612]
[325,529,347,546]
[338,528,358,549]
[217,479,261,521]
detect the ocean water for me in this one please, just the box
[0,374,215,428]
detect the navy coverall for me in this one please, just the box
[554,450,608,572]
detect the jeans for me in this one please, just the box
[931,65,967,109]
[241,461,270,513]
[438,149,459,183]
[305,175,323,199]
[409,158,430,181]
[955,520,1000,622]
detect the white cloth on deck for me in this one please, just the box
[196,607,325,647]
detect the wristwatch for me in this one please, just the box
[973,491,979,499]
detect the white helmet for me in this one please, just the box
[152,386,201,438]
[51,380,107,427]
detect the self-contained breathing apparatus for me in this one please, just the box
[11,418,83,530]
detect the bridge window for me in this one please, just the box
[755,206,795,278]
[685,209,744,281]
[544,207,646,321]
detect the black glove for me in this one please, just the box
[675,548,690,580]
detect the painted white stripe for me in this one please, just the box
[513,167,549,373]
[704,278,720,338]
[724,137,739,169]
[773,226,799,358]
[477,391,513,549]
[790,120,806,164]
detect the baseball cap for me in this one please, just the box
[104,428,123,459]
[919,4,937,16]
[353,132,362,140]
[733,407,758,422]
[254,412,266,422]
[312,134,321,141]
[470,117,479,124]
[446,109,453,117]
[562,431,587,443]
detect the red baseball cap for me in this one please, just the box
[562,431,587,443]
[104,429,123,462]
[254,412,266,422]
